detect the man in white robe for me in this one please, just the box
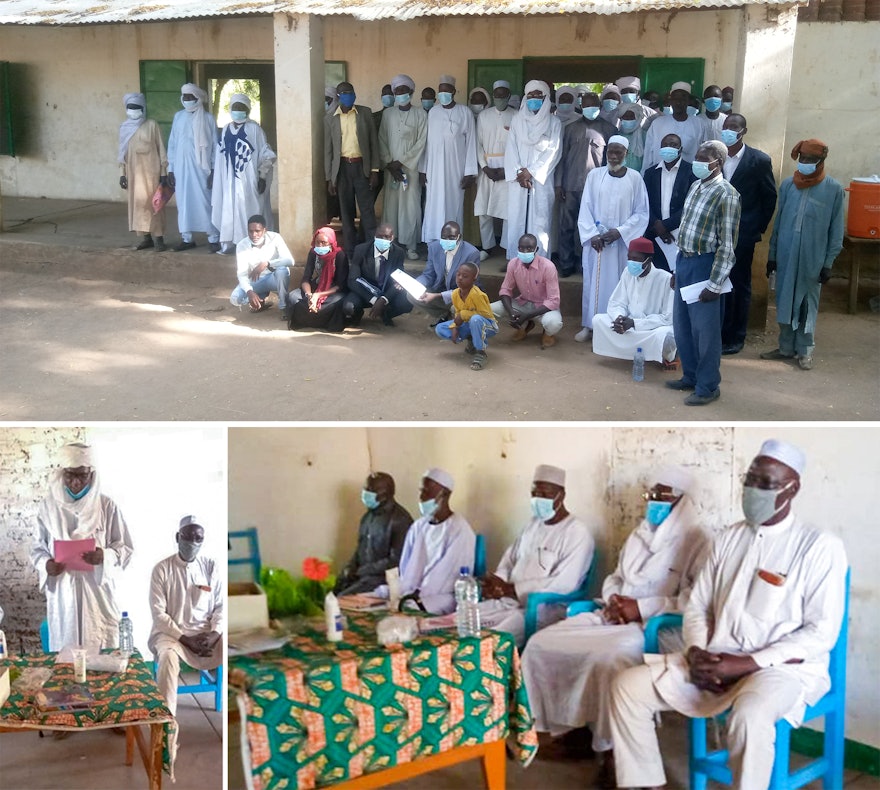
[148,515,223,717]
[474,80,516,257]
[592,236,676,365]
[610,440,848,790]
[379,74,428,260]
[576,135,649,338]
[504,79,562,261]
[522,466,707,787]
[642,81,705,174]
[375,467,475,615]
[478,464,594,647]
[421,75,478,243]
[167,83,220,252]
[30,443,134,651]
[211,92,276,255]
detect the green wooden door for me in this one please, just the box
[139,60,191,144]
[641,58,705,98]
[468,59,524,97]
[0,61,14,156]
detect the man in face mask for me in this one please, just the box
[641,81,705,173]
[148,515,224,717]
[610,440,848,790]
[334,473,413,597]
[380,468,475,615]
[31,443,134,651]
[478,465,594,648]
[523,465,707,784]
[490,233,563,349]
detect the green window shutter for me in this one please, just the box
[641,58,705,99]
[139,60,190,145]
[0,61,14,157]
[468,60,524,97]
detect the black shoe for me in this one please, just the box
[665,378,696,391]
[721,342,744,355]
[382,316,396,327]
[172,241,196,252]
[135,236,154,251]
[558,268,575,278]
[208,242,222,253]
[153,236,167,252]
[684,389,721,406]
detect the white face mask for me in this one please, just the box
[126,108,144,120]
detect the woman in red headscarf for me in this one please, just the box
[288,227,349,333]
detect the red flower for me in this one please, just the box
[302,556,330,582]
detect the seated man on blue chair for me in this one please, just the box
[148,514,224,716]
[477,464,594,647]
[522,466,708,787]
[609,440,848,790]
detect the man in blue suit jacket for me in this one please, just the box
[720,114,777,355]
[409,220,481,323]
[642,133,697,272]
[344,223,413,326]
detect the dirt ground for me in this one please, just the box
[1,197,878,421]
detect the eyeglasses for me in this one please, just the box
[740,472,791,490]
[642,487,676,502]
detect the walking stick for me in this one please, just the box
[594,246,602,317]
[524,187,531,235]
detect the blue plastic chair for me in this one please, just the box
[40,619,51,652]
[474,534,487,578]
[229,527,262,583]
[689,569,850,790]
[565,603,682,654]
[153,658,224,712]
[523,550,599,644]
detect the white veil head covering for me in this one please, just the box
[47,443,104,528]
[229,92,252,111]
[517,79,553,145]
[118,92,146,164]
[391,74,415,93]
[614,101,648,159]
[469,87,490,111]
[180,82,212,170]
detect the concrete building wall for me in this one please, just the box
[228,424,879,749]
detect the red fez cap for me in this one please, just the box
[628,237,654,255]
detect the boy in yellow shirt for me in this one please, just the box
[435,261,499,370]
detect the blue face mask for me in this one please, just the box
[627,259,645,277]
[65,484,91,501]
[686,105,699,117]
[556,103,573,114]
[662,105,673,115]
[422,99,435,111]
[313,245,331,256]
[620,119,639,133]
[395,93,411,106]
[361,489,380,510]
[439,238,458,252]
[437,92,453,106]
[797,161,818,176]
[381,94,394,108]
[526,97,544,112]
[582,106,601,120]
[374,237,392,253]
[602,99,619,112]
[338,92,356,109]
[419,497,439,518]
[230,110,248,122]
[530,496,556,521]
[692,160,714,180]
[621,92,638,104]
[181,99,199,111]
[493,97,509,111]
[704,96,722,112]
[517,250,536,264]
[645,500,674,527]
[659,146,681,163]
[720,129,740,147]
[720,101,733,113]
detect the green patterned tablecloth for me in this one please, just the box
[0,650,177,775]
[231,613,538,790]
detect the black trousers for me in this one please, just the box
[721,240,756,346]
[557,190,583,275]
[337,161,377,256]
[343,289,413,323]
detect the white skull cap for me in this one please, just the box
[424,467,454,491]
[533,464,565,487]
[758,439,806,476]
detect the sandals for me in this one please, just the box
[249,298,271,313]
[470,351,488,371]
[464,340,476,355]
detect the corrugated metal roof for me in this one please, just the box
[0,0,802,25]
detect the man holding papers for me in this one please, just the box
[666,140,741,406]
[30,443,134,651]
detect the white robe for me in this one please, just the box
[503,112,562,259]
[641,115,705,174]
[701,112,728,141]
[167,108,218,234]
[648,512,848,727]
[30,473,134,651]
[478,513,594,647]
[577,167,649,328]
[592,265,675,363]
[211,120,276,245]
[395,512,476,615]
[521,497,707,748]
[474,106,516,220]
[379,105,428,250]
[421,103,478,242]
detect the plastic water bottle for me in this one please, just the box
[769,271,776,291]
[633,347,645,382]
[325,592,343,643]
[454,566,481,638]
[595,220,609,237]
[0,629,7,660]
[401,172,409,192]
[118,611,134,654]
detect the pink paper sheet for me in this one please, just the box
[53,538,96,572]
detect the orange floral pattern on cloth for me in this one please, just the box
[230,613,538,789]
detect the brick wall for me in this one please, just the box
[0,427,85,653]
